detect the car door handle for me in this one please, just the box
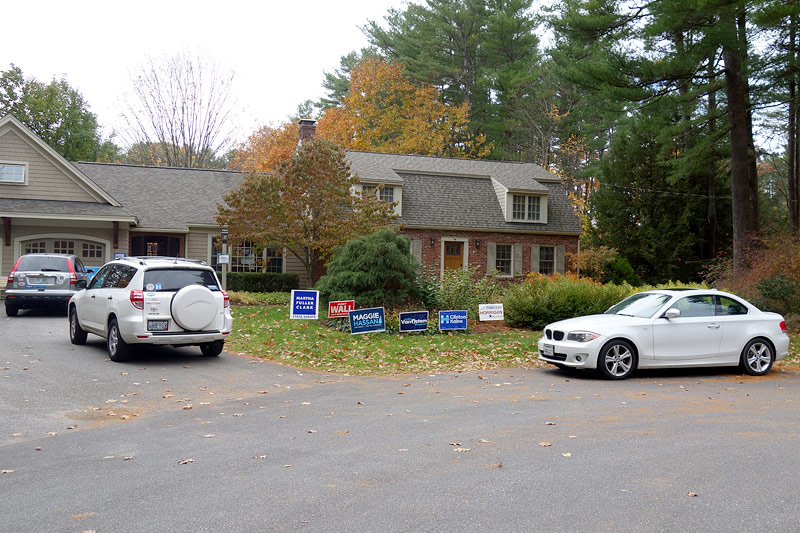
[107,296,113,300]
[707,324,720,329]
[91,295,96,299]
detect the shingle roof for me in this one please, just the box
[347,151,554,192]
[74,163,240,230]
[397,173,581,234]
[0,197,135,220]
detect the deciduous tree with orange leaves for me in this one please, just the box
[218,139,396,284]
[228,122,299,173]
[317,58,490,158]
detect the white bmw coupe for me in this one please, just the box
[538,289,789,379]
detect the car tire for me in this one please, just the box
[69,307,88,345]
[5,304,18,317]
[740,338,774,376]
[200,340,224,357]
[107,318,132,362]
[597,339,636,380]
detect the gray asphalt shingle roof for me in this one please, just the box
[347,151,553,192]
[74,162,240,230]
[0,197,134,219]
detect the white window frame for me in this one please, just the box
[495,243,513,276]
[0,160,28,185]
[508,193,547,223]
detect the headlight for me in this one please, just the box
[567,331,600,343]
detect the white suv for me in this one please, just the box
[68,257,233,361]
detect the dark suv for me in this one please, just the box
[5,253,90,316]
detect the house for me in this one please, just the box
[0,114,580,288]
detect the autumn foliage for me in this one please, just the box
[317,58,490,158]
[229,122,299,173]
[217,139,396,283]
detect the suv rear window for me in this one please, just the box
[16,256,69,272]
[143,268,220,292]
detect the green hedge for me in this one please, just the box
[503,275,707,329]
[218,272,299,293]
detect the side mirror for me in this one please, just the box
[664,308,680,319]
[75,279,87,290]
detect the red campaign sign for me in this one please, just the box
[328,300,355,318]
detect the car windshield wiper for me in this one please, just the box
[615,313,634,317]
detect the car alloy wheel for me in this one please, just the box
[741,338,774,376]
[107,319,132,362]
[598,340,636,379]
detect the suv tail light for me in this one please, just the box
[130,290,144,310]
[780,321,786,332]
[66,259,77,285]
[221,289,230,308]
[7,257,22,285]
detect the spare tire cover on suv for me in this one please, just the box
[171,285,218,331]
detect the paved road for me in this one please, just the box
[2,310,799,532]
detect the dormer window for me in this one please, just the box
[0,161,27,184]
[512,194,541,221]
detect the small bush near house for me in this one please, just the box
[425,266,505,318]
[315,229,422,310]
[220,272,299,293]
[227,291,291,306]
[568,246,641,286]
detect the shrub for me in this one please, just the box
[219,272,298,292]
[315,228,422,310]
[228,291,290,306]
[421,266,506,318]
[568,245,641,286]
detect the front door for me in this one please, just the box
[444,241,463,271]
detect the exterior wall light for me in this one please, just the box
[430,237,435,247]
[475,238,480,248]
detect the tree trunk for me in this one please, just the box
[789,12,799,234]
[722,10,759,270]
[708,57,718,257]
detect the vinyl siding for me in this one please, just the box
[0,130,101,203]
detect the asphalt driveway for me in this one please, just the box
[2,310,799,532]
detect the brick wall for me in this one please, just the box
[401,228,579,279]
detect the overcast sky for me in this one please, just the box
[2,0,405,144]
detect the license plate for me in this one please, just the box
[31,276,50,284]
[540,344,554,357]
[148,320,169,331]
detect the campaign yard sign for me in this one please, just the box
[478,303,504,321]
[348,307,386,334]
[399,311,429,332]
[328,300,355,318]
[290,290,319,319]
[439,310,468,331]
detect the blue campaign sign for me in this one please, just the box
[439,310,468,331]
[290,290,319,319]
[399,311,429,332]
[349,307,386,334]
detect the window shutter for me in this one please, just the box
[556,245,565,273]
[410,239,422,264]
[513,243,523,276]
[487,242,496,272]
[531,245,540,273]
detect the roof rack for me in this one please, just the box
[120,256,208,266]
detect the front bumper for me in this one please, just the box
[537,338,603,369]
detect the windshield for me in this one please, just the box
[605,293,671,318]
[16,256,69,272]
[143,268,220,292]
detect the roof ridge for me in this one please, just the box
[345,150,542,167]
[75,161,241,174]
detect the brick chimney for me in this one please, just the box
[298,119,317,144]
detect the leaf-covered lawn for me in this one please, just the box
[227,306,800,374]
[227,305,545,375]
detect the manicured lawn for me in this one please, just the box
[227,305,800,374]
[227,305,544,374]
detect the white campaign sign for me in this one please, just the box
[478,303,504,321]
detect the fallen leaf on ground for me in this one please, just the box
[1,470,14,474]
[453,448,471,452]
[11,433,21,437]
[562,453,572,457]
[450,442,462,446]
[203,434,216,438]
[545,422,556,426]
[123,456,133,461]
[335,430,349,434]
[688,492,698,497]
[538,442,552,447]
[233,413,244,417]
[178,459,194,465]
[478,439,495,444]
[253,455,267,459]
